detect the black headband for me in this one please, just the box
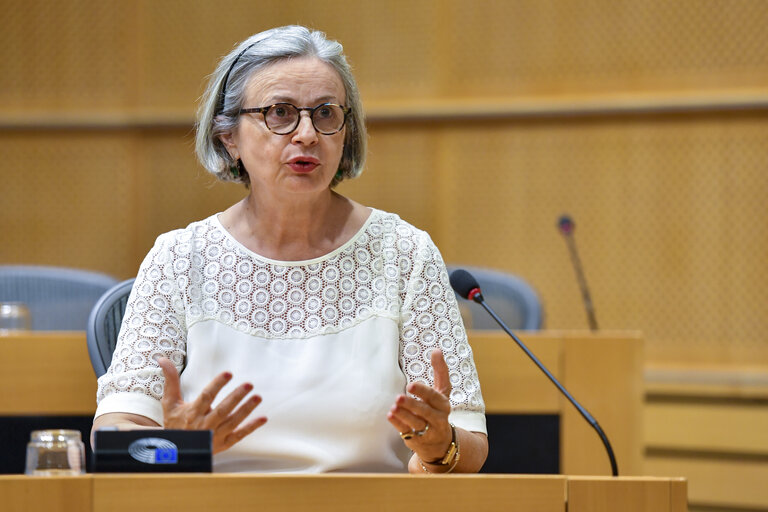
[217,42,257,115]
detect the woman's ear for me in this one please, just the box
[219,130,238,156]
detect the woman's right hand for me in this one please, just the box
[157,357,267,454]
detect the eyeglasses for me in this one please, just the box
[239,103,351,135]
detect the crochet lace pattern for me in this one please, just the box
[97,210,484,413]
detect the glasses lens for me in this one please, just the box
[312,104,345,134]
[265,104,299,134]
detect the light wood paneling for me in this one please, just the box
[645,401,768,455]
[428,114,768,366]
[0,332,95,415]
[2,0,768,367]
[0,132,138,277]
[0,474,690,512]
[558,332,645,476]
[568,476,687,512]
[0,331,643,476]
[0,476,92,512]
[4,1,767,114]
[469,334,561,414]
[645,455,768,510]
[470,331,644,476]
[92,474,566,512]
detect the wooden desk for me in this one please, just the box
[470,330,644,475]
[0,331,95,415]
[0,331,644,475]
[0,474,687,512]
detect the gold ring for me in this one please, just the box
[399,430,415,440]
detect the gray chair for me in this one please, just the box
[446,265,543,330]
[0,265,119,331]
[86,278,134,378]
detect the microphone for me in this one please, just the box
[557,215,599,331]
[449,268,619,476]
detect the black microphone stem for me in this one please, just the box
[563,234,599,331]
[477,299,618,477]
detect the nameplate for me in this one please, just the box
[93,429,212,472]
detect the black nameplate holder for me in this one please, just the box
[93,429,212,473]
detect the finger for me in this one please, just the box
[389,401,429,432]
[158,357,183,407]
[216,394,262,434]
[387,409,415,436]
[395,393,449,430]
[207,382,254,426]
[431,349,452,397]
[405,382,452,413]
[220,415,268,451]
[190,370,234,418]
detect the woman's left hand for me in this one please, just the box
[387,349,454,463]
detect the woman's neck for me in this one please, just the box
[219,189,366,261]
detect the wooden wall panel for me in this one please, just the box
[133,130,244,264]
[0,0,139,114]
[337,123,439,232]
[0,131,138,277]
[435,0,768,96]
[427,113,768,365]
[4,0,768,117]
[2,0,768,367]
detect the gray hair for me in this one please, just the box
[195,26,367,187]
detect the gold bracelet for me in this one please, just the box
[419,454,460,474]
[418,423,460,474]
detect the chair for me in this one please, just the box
[0,265,119,331]
[86,278,135,378]
[446,265,543,330]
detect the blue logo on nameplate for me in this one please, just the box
[128,438,179,464]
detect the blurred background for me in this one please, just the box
[1,1,767,509]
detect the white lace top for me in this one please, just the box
[95,208,486,472]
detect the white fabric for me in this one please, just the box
[95,208,486,472]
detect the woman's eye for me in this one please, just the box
[317,107,332,118]
[273,107,288,117]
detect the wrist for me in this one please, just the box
[418,423,460,474]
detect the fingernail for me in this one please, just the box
[251,395,261,403]
[243,383,253,391]
[224,372,233,379]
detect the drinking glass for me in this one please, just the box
[0,302,32,334]
[25,429,86,476]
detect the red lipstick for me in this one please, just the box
[287,156,320,173]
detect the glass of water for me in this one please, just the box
[25,429,85,476]
[0,302,32,334]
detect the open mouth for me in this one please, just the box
[288,157,320,172]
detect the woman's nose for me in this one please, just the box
[291,111,318,145]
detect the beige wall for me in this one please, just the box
[2,0,767,368]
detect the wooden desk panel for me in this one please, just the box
[0,332,96,415]
[568,476,688,512]
[1,475,92,512]
[92,474,566,512]
[0,475,686,512]
[0,331,643,476]
[470,331,644,475]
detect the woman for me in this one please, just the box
[93,25,488,473]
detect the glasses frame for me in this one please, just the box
[239,102,352,135]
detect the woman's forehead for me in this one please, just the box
[244,57,346,105]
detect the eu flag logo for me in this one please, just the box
[154,447,178,464]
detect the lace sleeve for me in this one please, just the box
[399,231,486,432]
[95,231,187,420]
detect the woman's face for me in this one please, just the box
[224,56,347,197]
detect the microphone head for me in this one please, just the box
[558,214,574,236]
[449,269,483,302]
